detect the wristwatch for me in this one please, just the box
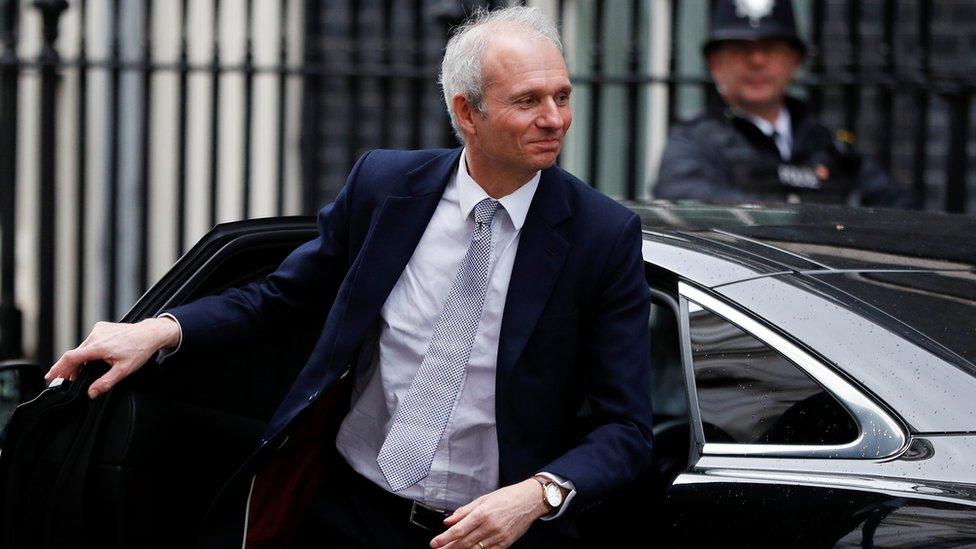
[532,475,564,511]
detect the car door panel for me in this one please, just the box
[577,279,691,546]
[834,501,976,547]
[92,390,266,546]
[0,366,94,548]
[0,220,323,548]
[668,472,976,547]
[663,280,976,546]
[667,475,891,546]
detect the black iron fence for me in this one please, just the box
[1,0,316,366]
[0,0,974,369]
[300,0,975,208]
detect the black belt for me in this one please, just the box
[341,459,450,533]
[408,500,452,532]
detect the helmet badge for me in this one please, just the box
[734,0,776,28]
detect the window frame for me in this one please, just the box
[677,281,907,459]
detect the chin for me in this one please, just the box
[534,144,563,161]
[529,152,559,170]
[742,89,782,107]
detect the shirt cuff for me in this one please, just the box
[155,313,183,364]
[536,471,576,521]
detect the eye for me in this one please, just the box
[555,92,571,105]
[516,96,537,107]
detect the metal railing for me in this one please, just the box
[0,0,313,366]
[0,0,973,369]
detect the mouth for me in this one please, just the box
[530,138,562,149]
[744,74,772,86]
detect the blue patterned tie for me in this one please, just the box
[377,198,501,491]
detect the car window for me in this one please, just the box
[650,298,686,419]
[688,304,858,446]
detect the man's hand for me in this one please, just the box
[45,317,181,399]
[430,479,548,549]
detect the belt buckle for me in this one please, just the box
[409,501,447,532]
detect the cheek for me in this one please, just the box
[769,56,798,82]
[710,55,737,83]
[712,66,735,89]
[776,65,798,86]
[512,117,537,139]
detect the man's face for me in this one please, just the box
[460,33,573,178]
[707,39,802,113]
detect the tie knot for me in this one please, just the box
[474,198,501,226]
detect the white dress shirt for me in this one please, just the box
[336,151,574,516]
[747,106,793,161]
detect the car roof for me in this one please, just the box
[630,201,976,271]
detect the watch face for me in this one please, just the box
[544,483,563,508]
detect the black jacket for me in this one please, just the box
[653,97,919,208]
[181,148,653,546]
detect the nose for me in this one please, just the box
[745,43,770,65]
[536,97,563,128]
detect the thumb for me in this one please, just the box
[87,361,135,399]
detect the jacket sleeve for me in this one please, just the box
[653,125,750,202]
[163,151,373,355]
[856,155,922,209]
[540,213,654,507]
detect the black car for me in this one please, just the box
[1,203,975,547]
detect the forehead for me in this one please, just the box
[710,38,799,56]
[481,31,569,90]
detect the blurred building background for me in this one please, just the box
[1,0,974,366]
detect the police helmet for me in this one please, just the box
[703,0,807,57]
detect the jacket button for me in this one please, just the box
[308,390,319,402]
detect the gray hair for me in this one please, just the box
[439,6,563,143]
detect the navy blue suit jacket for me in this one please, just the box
[170,148,652,532]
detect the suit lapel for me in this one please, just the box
[336,149,462,354]
[496,167,572,394]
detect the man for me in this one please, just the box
[46,7,653,548]
[653,0,918,208]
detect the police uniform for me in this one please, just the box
[652,0,919,209]
[653,96,919,208]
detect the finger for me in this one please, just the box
[444,498,481,527]
[430,511,484,548]
[46,352,76,381]
[462,536,495,549]
[451,521,494,549]
[87,362,131,399]
[46,346,103,382]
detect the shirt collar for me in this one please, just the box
[746,106,791,139]
[456,149,540,231]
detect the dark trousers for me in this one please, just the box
[286,458,446,548]
[284,458,579,549]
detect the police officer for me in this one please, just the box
[653,0,919,208]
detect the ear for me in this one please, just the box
[452,94,480,138]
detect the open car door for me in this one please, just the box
[576,272,691,546]
[0,218,321,548]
